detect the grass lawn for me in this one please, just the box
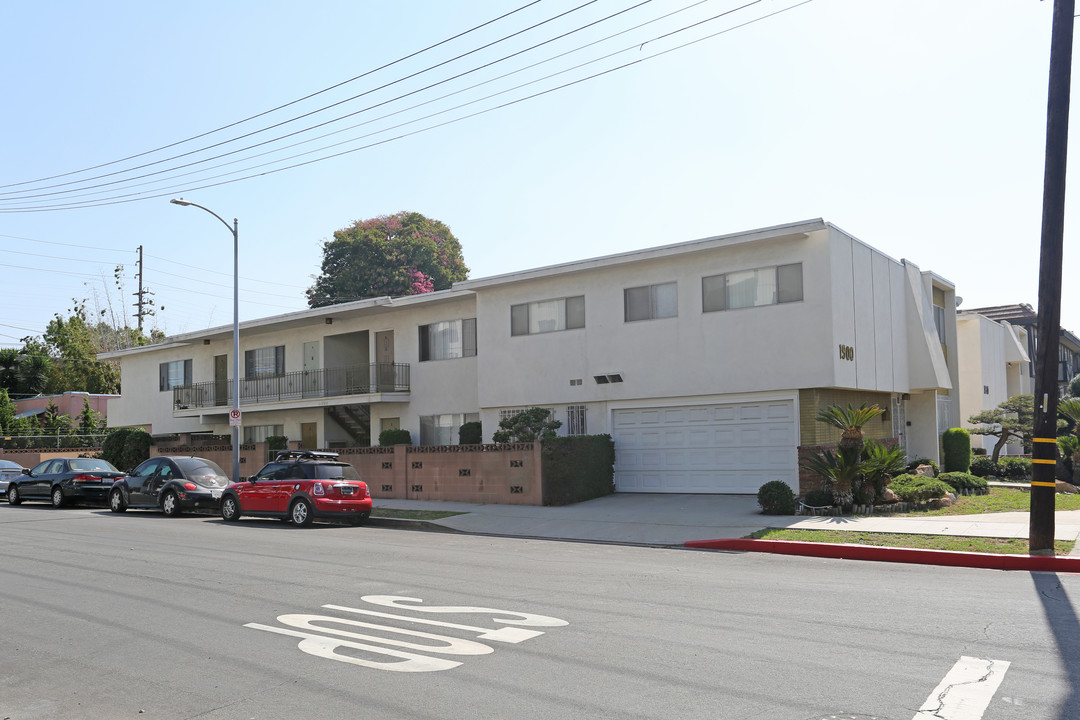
[746,527,1075,556]
[370,508,466,521]
[899,486,1080,516]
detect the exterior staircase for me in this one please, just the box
[328,404,371,446]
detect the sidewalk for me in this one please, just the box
[369,493,1080,554]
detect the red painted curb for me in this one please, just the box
[684,538,1080,572]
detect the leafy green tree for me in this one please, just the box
[306,212,469,308]
[39,306,120,394]
[0,389,14,433]
[968,395,1035,463]
[492,408,561,444]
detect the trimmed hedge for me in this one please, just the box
[458,421,483,445]
[998,457,1031,481]
[378,428,412,446]
[758,480,796,515]
[970,457,997,478]
[937,471,989,493]
[888,473,953,503]
[540,435,615,506]
[941,428,972,473]
[803,488,834,508]
[99,428,152,472]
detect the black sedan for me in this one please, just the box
[109,456,230,516]
[7,457,126,507]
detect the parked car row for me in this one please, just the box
[4,450,373,527]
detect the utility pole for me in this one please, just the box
[1030,0,1074,554]
[131,245,155,330]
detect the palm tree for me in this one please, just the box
[815,403,885,463]
[799,449,863,507]
[1058,398,1080,484]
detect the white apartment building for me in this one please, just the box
[102,219,958,494]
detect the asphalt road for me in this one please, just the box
[1,503,1078,720]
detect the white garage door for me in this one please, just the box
[612,400,797,493]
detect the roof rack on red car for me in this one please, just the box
[272,450,340,462]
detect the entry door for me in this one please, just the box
[375,331,394,392]
[301,422,317,450]
[214,355,228,406]
[303,341,320,398]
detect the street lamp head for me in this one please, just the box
[170,198,192,206]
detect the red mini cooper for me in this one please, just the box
[219,450,372,526]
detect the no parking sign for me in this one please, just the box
[228,408,242,427]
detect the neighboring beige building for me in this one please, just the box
[102,219,959,493]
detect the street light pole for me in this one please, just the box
[171,198,241,482]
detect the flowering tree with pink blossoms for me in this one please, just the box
[306,211,469,308]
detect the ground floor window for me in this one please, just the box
[243,424,284,444]
[566,405,587,435]
[419,413,480,446]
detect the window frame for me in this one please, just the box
[701,263,803,313]
[159,359,192,391]
[418,318,477,362]
[623,282,678,322]
[245,345,285,378]
[510,296,585,336]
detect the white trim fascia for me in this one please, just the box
[98,341,195,360]
[602,389,800,411]
[455,219,826,290]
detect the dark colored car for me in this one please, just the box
[220,450,372,526]
[0,459,25,497]
[7,457,125,507]
[109,456,230,516]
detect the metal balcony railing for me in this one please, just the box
[173,362,410,410]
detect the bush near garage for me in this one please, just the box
[998,457,1032,481]
[540,435,614,506]
[378,428,412,446]
[937,472,989,495]
[941,428,972,473]
[757,480,796,515]
[802,488,834,508]
[99,428,152,472]
[888,474,953,504]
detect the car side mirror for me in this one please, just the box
[21,468,30,475]
[247,477,257,483]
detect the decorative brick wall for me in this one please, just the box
[798,389,894,445]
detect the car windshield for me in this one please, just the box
[0,460,22,470]
[174,457,228,485]
[69,459,119,473]
[313,464,361,481]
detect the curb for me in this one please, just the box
[684,538,1080,572]
[367,516,459,532]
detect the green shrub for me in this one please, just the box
[937,472,988,493]
[973,447,987,456]
[998,456,1031,481]
[266,435,289,451]
[802,488,834,508]
[99,428,152,472]
[378,428,412,446]
[458,421,483,445]
[969,457,998,477]
[941,428,972,473]
[540,435,615,505]
[906,457,940,475]
[888,474,953,503]
[757,480,796,515]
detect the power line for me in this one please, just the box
[0,0,547,191]
[0,0,807,213]
[0,0,605,200]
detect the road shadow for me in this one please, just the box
[1030,572,1080,719]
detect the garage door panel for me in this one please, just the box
[614,401,797,493]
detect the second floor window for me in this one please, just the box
[511,296,585,336]
[419,318,477,361]
[159,359,192,391]
[624,282,677,322]
[702,263,803,312]
[245,345,284,377]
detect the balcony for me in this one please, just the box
[173,363,410,410]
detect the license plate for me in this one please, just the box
[341,486,355,496]
[211,489,222,499]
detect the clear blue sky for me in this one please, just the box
[0,0,1076,345]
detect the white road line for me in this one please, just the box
[912,656,1011,720]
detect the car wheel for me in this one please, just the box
[109,488,127,513]
[290,498,313,527]
[7,484,21,505]
[221,495,241,522]
[51,486,65,508]
[162,491,181,517]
